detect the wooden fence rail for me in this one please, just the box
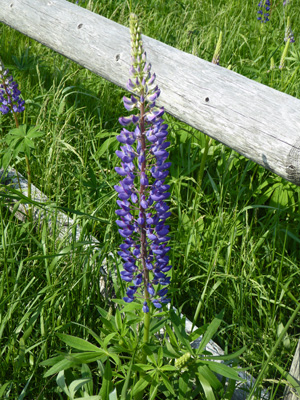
[1,0,300,185]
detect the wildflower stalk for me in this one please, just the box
[115,12,172,372]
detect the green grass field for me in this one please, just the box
[1,0,300,398]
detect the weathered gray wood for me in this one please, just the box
[1,0,300,185]
[284,340,300,400]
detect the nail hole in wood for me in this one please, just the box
[205,97,209,102]
[115,54,120,61]
[78,23,83,29]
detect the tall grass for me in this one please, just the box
[0,0,300,398]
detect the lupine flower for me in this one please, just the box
[284,17,295,43]
[115,14,172,312]
[257,0,270,23]
[0,59,25,115]
[283,0,290,5]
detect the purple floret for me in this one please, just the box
[0,65,25,115]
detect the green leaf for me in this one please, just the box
[103,332,117,349]
[96,137,118,159]
[132,364,155,372]
[197,365,222,391]
[99,361,113,400]
[1,149,12,169]
[0,382,11,397]
[69,378,92,399]
[57,333,101,352]
[44,352,108,377]
[196,371,216,400]
[115,308,122,332]
[56,371,71,398]
[75,397,100,400]
[26,125,45,139]
[196,310,224,354]
[81,364,93,395]
[201,346,246,362]
[199,360,244,381]
[164,340,181,358]
[24,137,35,149]
[178,373,189,400]
[169,310,192,351]
[132,375,152,396]
[109,388,118,400]
[160,365,177,372]
[160,371,176,396]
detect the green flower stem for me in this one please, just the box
[24,153,32,220]
[142,306,150,349]
[134,308,151,400]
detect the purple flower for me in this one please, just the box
[115,14,172,313]
[0,60,25,115]
[257,0,270,23]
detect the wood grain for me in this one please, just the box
[1,0,300,184]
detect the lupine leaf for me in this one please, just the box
[99,361,113,400]
[56,371,71,398]
[199,360,244,381]
[196,310,224,354]
[132,376,152,396]
[169,310,192,351]
[57,333,101,352]
[160,371,176,395]
[197,365,222,391]
[69,378,92,399]
[196,370,216,400]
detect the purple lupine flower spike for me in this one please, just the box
[0,59,25,115]
[115,14,172,312]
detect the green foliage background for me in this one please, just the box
[0,0,300,398]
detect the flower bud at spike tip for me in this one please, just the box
[115,14,172,312]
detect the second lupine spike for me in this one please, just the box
[257,0,270,23]
[0,58,25,115]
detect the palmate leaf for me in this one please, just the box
[5,124,44,158]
